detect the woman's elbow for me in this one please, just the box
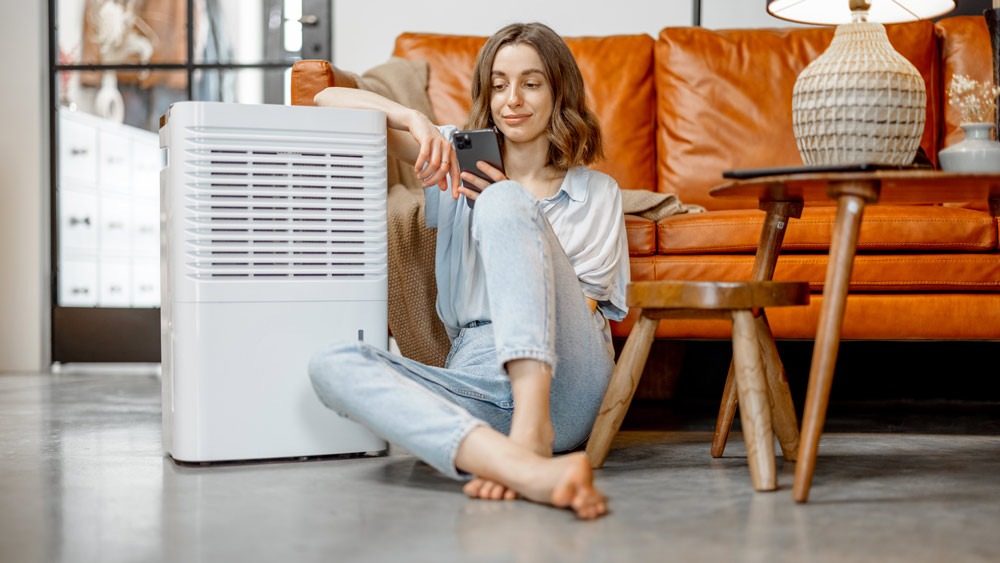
[313,87,333,107]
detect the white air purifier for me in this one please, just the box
[160,101,388,462]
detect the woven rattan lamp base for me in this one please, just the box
[792,21,926,166]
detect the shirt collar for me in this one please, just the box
[554,166,587,203]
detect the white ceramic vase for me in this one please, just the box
[938,123,1000,173]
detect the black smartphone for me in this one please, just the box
[453,128,505,209]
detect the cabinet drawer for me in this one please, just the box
[99,259,132,307]
[99,194,132,255]
[59,115,98,188]
[99,130,131,193]
[132,139,161,198]
[59,189,99,254]
[59,260,98,307]
[132,258,160,307]
[131,199,159,257]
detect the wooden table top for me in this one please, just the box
[710,170,1000,206]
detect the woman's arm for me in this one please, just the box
[314,87,460,195]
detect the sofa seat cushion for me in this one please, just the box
[392,33,657,193]
[627,252,1000,292]
[654,21,940,210]
[657,206,997,254]
[625,214,657,256]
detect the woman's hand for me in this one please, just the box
[409,115,461,197]
[459,161,507,203]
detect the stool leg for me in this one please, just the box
[731,310,777,491]
[711,362,738,458]
[755,312,799,462]
[585,313,658,469]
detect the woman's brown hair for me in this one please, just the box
[463,23,604,169]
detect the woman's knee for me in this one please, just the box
[308,340,370,408]
[473,181,537,232]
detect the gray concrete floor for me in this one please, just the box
[1,373,998,563]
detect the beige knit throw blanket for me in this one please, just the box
[348,58,701,366]
[348,58,451,367]
[621,189,705,221]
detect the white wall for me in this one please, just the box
[0,0,47,372]
[333,0,695,73]
[701,0,810,30]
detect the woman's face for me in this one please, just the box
[489,43,554,145]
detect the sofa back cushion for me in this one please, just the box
[655,21,940,210]
[392,33,657,192]
[935,16,993,148]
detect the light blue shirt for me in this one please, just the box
[425,125,630,340]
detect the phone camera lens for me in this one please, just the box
[455,134,470,149]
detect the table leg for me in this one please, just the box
[794,189,871,503]
[731,309,776,491]
[712,201,803,457]
[711,362,738,458]
[586,313,658,469]
[755,311,799,461]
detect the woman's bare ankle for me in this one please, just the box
[508,422,554,457]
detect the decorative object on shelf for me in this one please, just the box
[87,0,156,123]
[986,2,1000,137]
[768,0,955,166]
[938,74,1000,172]
[95,71,125,123]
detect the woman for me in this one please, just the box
[310,22,628,520]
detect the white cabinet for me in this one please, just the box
[59,260,99,307]
[58,110,161,308]
[59,189,99,255]
[98,130,132,193]
[98,259,132,306]
[59,116,98,188]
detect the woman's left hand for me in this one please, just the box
[458,161,507,203]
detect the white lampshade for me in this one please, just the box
[768,0,955,26]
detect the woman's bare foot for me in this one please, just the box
[464,453,606,518]
[455,427,608,519]
[519,452,607,520]
[462,426,554,501]
[463,477,518,501]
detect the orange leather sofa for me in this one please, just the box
[291,16,1000,342]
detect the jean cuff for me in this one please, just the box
[496,348,558,378]
[444,418,488,480]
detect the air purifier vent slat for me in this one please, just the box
[181,125,386,281]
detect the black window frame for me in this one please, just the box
[47,0,330,363]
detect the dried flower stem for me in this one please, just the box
[947,74,1000,125]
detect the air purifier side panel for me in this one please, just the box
[166,300,388,462]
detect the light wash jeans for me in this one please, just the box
[308,182,616,479]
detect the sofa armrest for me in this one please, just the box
[290,60,359,106]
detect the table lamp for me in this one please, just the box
[768,0,955,166]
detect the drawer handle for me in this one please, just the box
[69,216,92,226]
[71,287,90,295]
[70,147,89,156]
[109,285,122,293]
[108,221,125,229]
[139,284,154,291]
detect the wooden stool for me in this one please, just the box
[584,280,809,491]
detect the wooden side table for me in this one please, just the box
[585,280,809,491]
[710,171,1000,502]
[586,198,810,490]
